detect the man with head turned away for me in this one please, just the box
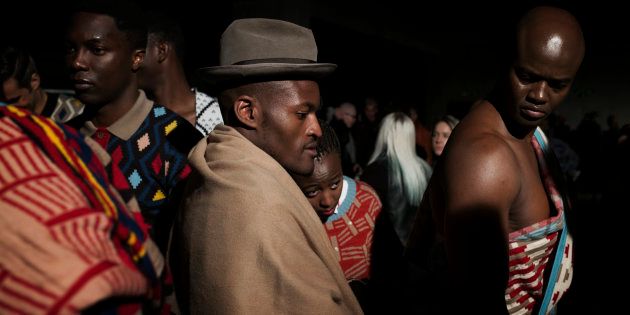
[138,10,223,136]
[0,46,84,122]
[169,18,363,314]
[406,6,585,314]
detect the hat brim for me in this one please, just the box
[198,63,337,86]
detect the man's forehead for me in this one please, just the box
[69,12,121,38]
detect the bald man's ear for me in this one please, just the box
[233,96,260,129]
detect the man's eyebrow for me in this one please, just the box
[303,102,319,110]
[517,66,572,83]
[85,37,105,44]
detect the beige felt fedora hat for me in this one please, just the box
[198,18,336,85]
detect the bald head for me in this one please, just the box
[498,6,586,129]
[516,6,585,69]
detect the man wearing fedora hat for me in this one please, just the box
[170,18,363,314]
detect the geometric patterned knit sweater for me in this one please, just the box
[0,105,165,314]
[323,176,382,281]
[76,91,200,251]
[505,129,573,315]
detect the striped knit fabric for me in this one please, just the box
[0,106,165,314]
[324,177,382,281]
[504,130,573,315]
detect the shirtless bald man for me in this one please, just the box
[407,6,584,314]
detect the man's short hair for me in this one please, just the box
[70,0,147,50]
[145,10,186,60]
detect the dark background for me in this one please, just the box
[4,0,629,128]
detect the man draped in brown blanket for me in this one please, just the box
[169,18,363,314]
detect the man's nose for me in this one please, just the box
[528,81,549,105]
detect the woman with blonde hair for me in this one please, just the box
[362,111,432,246]
[361,111,432,313]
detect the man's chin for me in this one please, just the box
[75,92,95,105]
[518,115,545,128]
[287,164,315,177]
[317,213,329,223]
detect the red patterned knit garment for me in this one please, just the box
[504,129,573,315]
[323,177,382,280]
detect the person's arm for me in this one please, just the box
[440,135,520,314]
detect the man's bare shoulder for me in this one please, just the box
[444,100,516,170]
[453,124,513,153]
[440,124,521,216]
[445,130,519,177]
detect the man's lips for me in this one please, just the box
[520,105,546,119]
[522,109,545,118]
[73,79,93,91]
[305,143,317,156]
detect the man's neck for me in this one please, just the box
[151,66,196,124]
[92,89,140,127]
[499,111,536,141]
[487,92,536,141]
